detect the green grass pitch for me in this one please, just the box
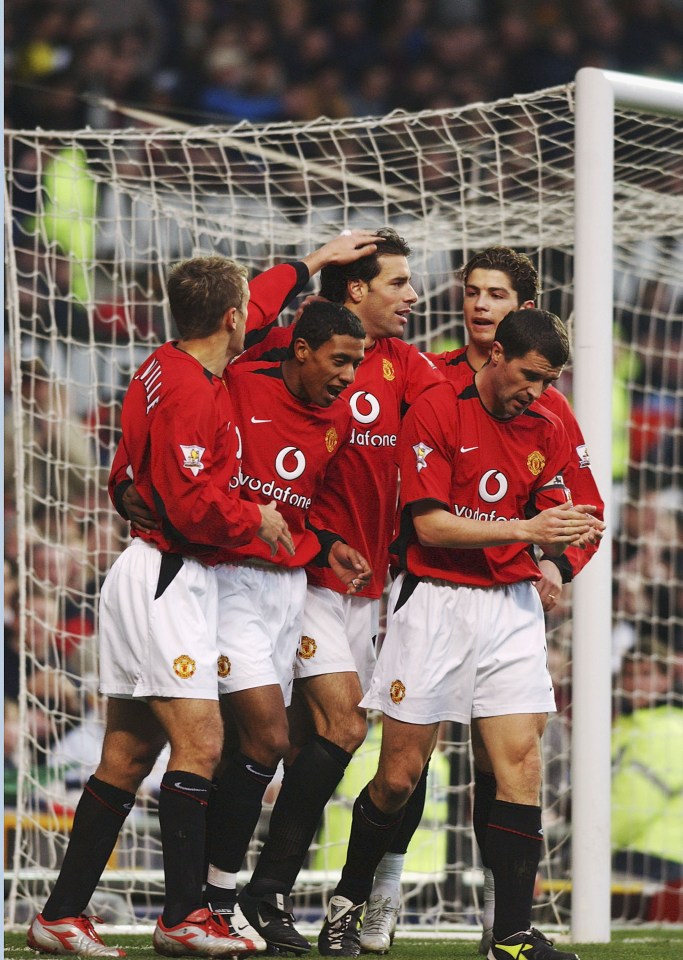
[5,927,683,958]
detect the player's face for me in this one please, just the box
[488,346,563,419]
[298,334,365,407]
[352,255,417,342]
[463,268,533,350]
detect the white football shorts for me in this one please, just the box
[296,585,380,693]
[99,538,220,700]
[361,571,556,724]
[215,562,307,705]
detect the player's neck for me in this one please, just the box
[176,333,231,377]
[465,342,490,371]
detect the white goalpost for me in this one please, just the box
[572,68,683,943]
[4,71,683,940]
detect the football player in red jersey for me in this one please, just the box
[201,301,374,946]
[28,256,294,958]
[317,309,603,960]
[236,230,445,953]
[427,246,605,955]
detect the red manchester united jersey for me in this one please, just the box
[216,360,353,568]
[109,342,262,562]
[393,379,575,587]
[432,345,604,578]
[307,338,444,597]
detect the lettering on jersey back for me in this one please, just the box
[136,357,163,414]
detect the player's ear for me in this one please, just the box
[292,337,310,362]
[490,341,504,363]
[223,306,237,333]
[521,299,535,310]
[347,278,364,304]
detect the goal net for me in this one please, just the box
[5,76,683,933]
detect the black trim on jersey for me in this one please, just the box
[113,479,133,520]
[155,553,184,599]
[252,364,285,380]
[539,552,574,583]
[307,518,346,567]
[390,497,448,571]
[244,260,310,350]
[457,382,479,401]
[153,485,191,546]
[253,345,290,362]
[444,352,473,371]
[393,572,422,614]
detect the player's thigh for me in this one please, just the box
[473,712,547,803]
[97,697,168,790]
[150,696,224,776]
[220,683,289,765]
[295,670,367,751]
[298,587,378,693]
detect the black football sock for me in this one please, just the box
[42,776,135,920]
[248,735,352,898]
[472,769,497,866]
[204,752,277,899]
[159,771,211,927]
[336,784,404,906]
[485,799,543,940]
[387,760,429,854]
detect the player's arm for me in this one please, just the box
[411,499,596,551]
[539,404,605,580]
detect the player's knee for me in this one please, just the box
[372,765,418,812]
[319,709,368,754]
[240,726,289,768]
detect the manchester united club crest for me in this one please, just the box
[217,655,231,678]
[527,450,546,476]
[179,444,206,476]
[383,359,395,381]
[299,635,317,659]
[389,679,406,704]
[173,654,196,679]
[325,427,339,453]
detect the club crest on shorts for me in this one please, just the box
[299,635,317,659]
[325,427,339,453]
[413,441,433,472]
[383,359,395,381]
[526,450,546,476]
[217,655,231,678]
[173,654,196,679]
[389,679,406,704]
[179,444,206,476]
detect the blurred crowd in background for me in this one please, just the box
[6,0,683,130]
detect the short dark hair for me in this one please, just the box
[288,300,366,355]
[495,308,570,368]
[460,246,540,305]
[166,256,248,339]
[319,228,411,303]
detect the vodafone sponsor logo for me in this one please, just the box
[452,502,518,522]
[348,391,396,447]
[229,472,312,509]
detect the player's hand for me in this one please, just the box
[122,484,160,531]
[257,500,295,557]
[328,541,372,594]
[521,501,597,551]
[300,231,383,276]
[535,558,563,612]
[571,514,606,550]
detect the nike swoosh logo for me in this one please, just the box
[245,764,273,781]
[257,912,271,928]
[251,417,272,424]
[460,445,478,453]
[173,782,208,792]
